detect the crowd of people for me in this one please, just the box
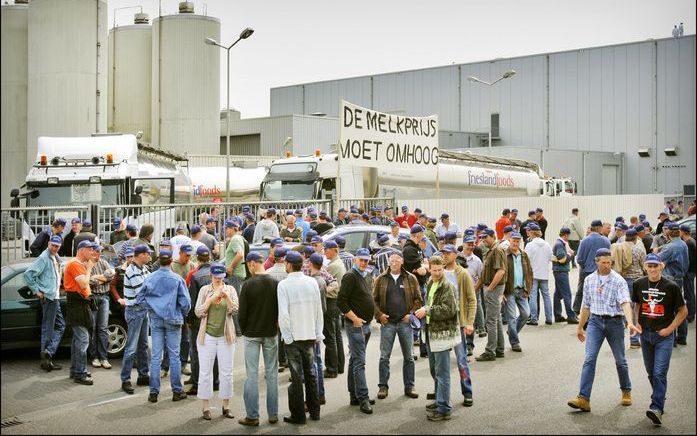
[23,200,696,426]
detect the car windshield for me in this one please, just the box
[26,183,121,207]
[261,180,315,201]
[1,266,13,283]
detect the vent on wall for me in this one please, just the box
[490,113,500,139]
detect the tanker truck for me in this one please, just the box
[259,149,575,203]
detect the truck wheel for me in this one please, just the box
[107,316,128,358]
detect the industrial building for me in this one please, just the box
[252,34,695,198]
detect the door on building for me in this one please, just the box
[601,165,618,195]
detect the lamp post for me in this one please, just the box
[205,27,254,202]
[467,69,516,148]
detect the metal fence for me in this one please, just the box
[336,197,396,215]
[1,206,90,264]
[186,154,278,168]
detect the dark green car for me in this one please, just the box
[1,259,128,358]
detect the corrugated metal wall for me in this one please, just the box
[270,36,695,197]
[400,194,665,246]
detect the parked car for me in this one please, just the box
[1,258,128,358]
[320,224,438,256]
[676,215,696,239]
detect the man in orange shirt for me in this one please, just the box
[64,240,96,385]
[395,205,417,230]
[495,209,512,240]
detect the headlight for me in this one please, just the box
[90,176,101,184]
[47,177,59,184]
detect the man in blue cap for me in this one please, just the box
[372,234,399,277]
[110,216,127,246]
[568,248,638,413]
[503,232,533,352]
[25,234,65,371]
[678,224,695,323]
[573,219,611,316]
[72,218,98,249]
[424,216,438,247]
[87,242,116,370]
[475,228,507,362]
[403,225,430,358]
[334,208,349,227]
[658,222,689,345]
[435,213,459,239]
[315,212,334,235]
[30,217,67,257]
[323,240,346,377]
[631,253,687,426]
[253,208,280,244]
[138,248,191,403]
[241,213,256,244]
[520,211,537,246]
[338,248,377,414]
[552,228,579,324]
[117,223,139,263]
[60,217,82,257]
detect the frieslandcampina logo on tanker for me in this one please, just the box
[467,170,515,188]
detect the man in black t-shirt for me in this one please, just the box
[631,254,687,427]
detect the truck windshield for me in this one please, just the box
[261,180,315,201]
[26,183,121,207]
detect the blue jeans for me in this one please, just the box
[505,288,530,347]
[243,336,278,420]
[162,324,189,369]
[530,279,552,323]
[149,314,183,394]
[40,297,65,357]
[684,272,695,322]
[314,342,325,398]
[553,271,577,321]
[88,294,110,361]
[346,323,371,401]
[573,270,592,315]
[452,329,473,397]
[378,321,415,389]
[427,344,452,416]
[70,325,90,378]
[578,315,631,399]
[640,330,674,413]
[120,305,150,383]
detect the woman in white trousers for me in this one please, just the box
[195,263,239,420]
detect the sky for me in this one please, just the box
[108,0,695,119]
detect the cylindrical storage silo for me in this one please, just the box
[152,2,220,155]
[27,0,108,166]
[108,13,152,142]
[1,1,28,208]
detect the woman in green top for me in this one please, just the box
[194,263,239,421]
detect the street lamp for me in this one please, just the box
[205,27,255,202]
[467,69,516,148]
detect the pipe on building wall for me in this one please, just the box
[652,40,658,193]
[95,0,102,132]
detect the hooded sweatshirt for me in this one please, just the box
[524,237,553,280]
[252,218,280,244]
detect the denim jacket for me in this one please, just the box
[24,249,62,300]
[137,266,191,325]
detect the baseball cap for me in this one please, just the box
[309,211,318,219]
[389,221,399,227]
[338,207,347,213]
[414,208,422,214]
[361,213,369,220]
[428,217,437,223]
[274,246,288,258]
[319,211,327,217]
[634,224,645,232]
[54,217,67,226]
[483,228,496,237]
[270,238,284,247]
[440,213,449,219]
[246,252,263,263]
[441,244,457,253]
[410,225,423,235]
[126,223,138,232]
[190,225,202,235]
[503,225,513,233]
[559,227,571,235]
[383,206,391,212]
[398,234,408,241]
[638,214,646,220]
[680,224,691,232]
[324,240,338,249]
[159,238,171,247]
[175,223,187,232]
[444,231,457,241]
[133,244,152,255]
[309,253,324,266]
[528,210,536,217]
[370,217,381,225]
[355,248,371,260]
[180,244,194,255]
[304,245,315,256]
[401,205,409,211]
[77,240,94,250]
[626,228,637,237]
[615,216,624,223]
[241,206,251,212]
[464,236,476,243]
[196,245,211,256]
[666,222,679,230]
[294,209,303,215]
[510,232,523,240]
[158,249,172,260]
[350,208,359,214]
[615,223,628,230]
[644,254,661,265]
[210,263,226,277]
[82,219,92,227]
[477,223,488,231]
[511,208,518,213]
[464,228,475,236]
[378,234,390,244]
[595,248,611,257]
[49,235,63,246]
[71,217,82,224]
[112,216,122,227]
[590,219,603,227]
[124,247,135,257]
[206,216,216,223]
[306,229,318,239]
[335,235,346,245]
[527,223,541,231]
[266,207,277,215]
[536,208,543,213]
[224,219,238,229]
[389,250,403,258]
[285,250,303,264]
[245,213,255,221]
[310,236,323,244]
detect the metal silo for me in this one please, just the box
[108,12,152,142]
[151,1,220,155]
[27,0,108,167]
[1,1,28,208]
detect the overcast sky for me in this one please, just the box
[108,0,695,119]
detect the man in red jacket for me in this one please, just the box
[395,205,417,230]
[495,209,512,240]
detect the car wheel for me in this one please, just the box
[107,316,128,358]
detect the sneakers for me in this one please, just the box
[100,360,112,369]
[621,390,632,406]
[629,342,641,349]
[567,396,591,412]
[404,387,419,399]
[377,386,389,399]
[427,412,451,421]
[172,391,188,402]
[121,381,134,394]
[463,394,473,407]
[148,393,158,403]
[92,358,102,368]
[475,352,496,362]
[646,409,663,426]
[238,417,259,426]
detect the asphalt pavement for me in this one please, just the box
[2,268,696,435]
